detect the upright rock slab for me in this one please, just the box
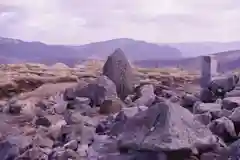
[118,101,217,153]
[200,56,218,88]
[103,48,134,100]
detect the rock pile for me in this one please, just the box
[1,50,240,159]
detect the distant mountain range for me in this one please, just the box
[135,50,240,72]
[0,37,182,66]
[1,36,240,71]
[167,42,240,57]
[70,38,182,60]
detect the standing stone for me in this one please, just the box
[103,48,134,100]
[200,56,218,88]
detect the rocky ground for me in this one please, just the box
[0,49,240,160]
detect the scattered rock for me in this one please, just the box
[64,140,78,151]
[194,112,212,125]
[133,84,156,107]
[222,97,240,110]
[200,88,216,103]
[8,102,23,114]
[181,93,200,108]
[16,147,48,160]
[35,116,51,127]
[193,102,222,114]
[53,101,67,114]
[99,98,124,115]
[200,152,221,160]
[209,74,239,95]
[74,76,118,106]
[221,139,240,159]
[121,106,148,118]
[208,117,236,142]
[211,109,232,120]
[0,140,20,160]
[6,135,32,152]
[32,134,53,148]
[103,48,134,100]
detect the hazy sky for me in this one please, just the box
[0,0,240,44]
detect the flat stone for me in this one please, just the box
[193,102,222,114]
[222,97,240,110]
[194,112,212,125]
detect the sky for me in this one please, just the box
[0,0,240,44]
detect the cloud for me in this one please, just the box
[0,0,240,44]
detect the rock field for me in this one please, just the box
[0,49,240,160]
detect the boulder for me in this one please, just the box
[73,76,118,106]
[194,112,212,125]
[229,107,240,134]
[222,97,240,110]
[0,135,33,160]
[16,147,48,160]
[99,151,167,160]
[226,90,240,98]
[103,48,134,100]
[133,84,156,107]
[211,109,232,120]
[118,101,218,155]
[161,90,177,99]
[121,106,148,118]
[6,100,23,115]
[32,134,53,148]
[35,116,51,127]
[0,140,20,160]
[208,74,239,95]
[193,102,222,114]
[181,93,200,108]
[6,135,32,153]
[220,139,240,159]
[199,88,216,103]
[99,98,124,115]
[64,140,78,151]
[208,117,236,142]
[229,107,240,123]
[200,152,221,160]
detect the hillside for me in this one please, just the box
[168,41,240,57]
[0,37,182,65]
[71,38,182,60]
[135,50,240,72]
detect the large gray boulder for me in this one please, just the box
[208,117,236,142]
[67,76,118,106]
[103,48,134,100]
[209,74,239,94]
[118,101,218,154]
